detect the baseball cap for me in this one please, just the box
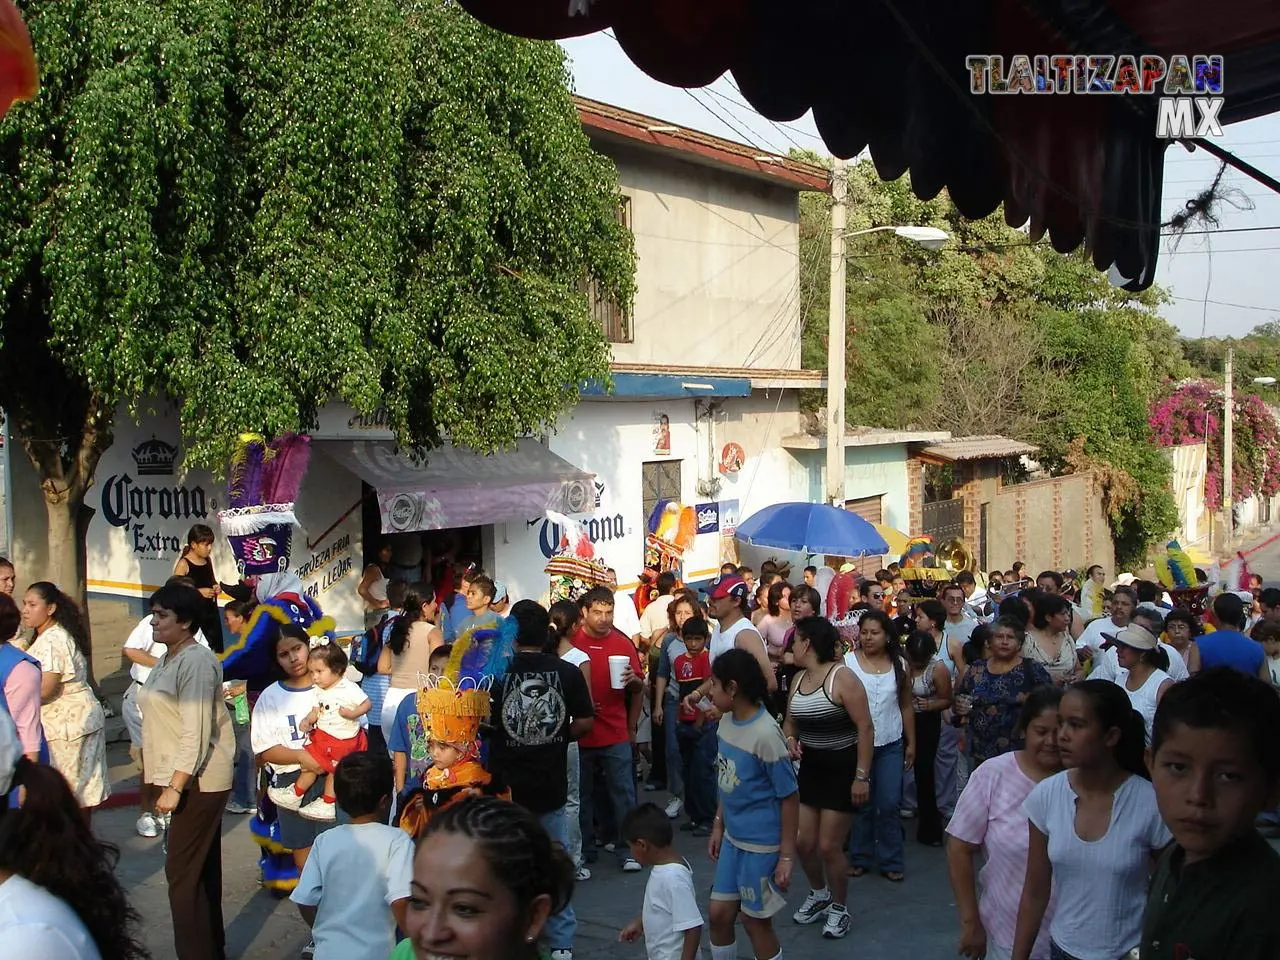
[708,574,749,601]
[0,708,20,796]
[1100,624,1158,651]
[492,579,509,604]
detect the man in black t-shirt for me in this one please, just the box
[487,600,594,960]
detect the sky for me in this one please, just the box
[560,33,1280,341]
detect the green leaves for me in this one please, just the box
[0,0,634,472]
[798,157,1187,566]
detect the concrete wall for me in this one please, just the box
[1165,442,1208,546]
[594,140,803,371]
[793,443,911,532]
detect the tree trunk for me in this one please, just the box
[13,391,114,671]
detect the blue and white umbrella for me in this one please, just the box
[734,501,890,557]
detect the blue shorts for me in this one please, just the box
[710,838,787,919]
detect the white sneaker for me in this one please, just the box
[664,797,682,819]
[602,842,616,853]
[792,889,831,925]
[822,905,852,939]
[300,941,315,959]
[135,813,159,839]
[621,857,642,872]
[575,866,592,881]
[268,785,304,811]
[550,951,573,960]
[298,797,337,822]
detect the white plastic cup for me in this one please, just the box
[608,655,629,690]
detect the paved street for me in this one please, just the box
[100,757,960,959]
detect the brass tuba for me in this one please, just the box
[936,538,976,576]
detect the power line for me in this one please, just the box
[702,86,807,153]
[1168,295,1279,314]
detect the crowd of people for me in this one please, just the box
[1,544,1279,960]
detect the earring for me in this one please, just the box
[525,936,536,944]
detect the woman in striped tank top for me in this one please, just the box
[782,617,874,940]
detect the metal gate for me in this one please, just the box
[922,497,964,545]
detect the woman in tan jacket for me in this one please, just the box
[139,581,234,960]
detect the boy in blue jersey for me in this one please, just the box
[706,649,798,960]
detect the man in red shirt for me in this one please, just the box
[573,585,644,872]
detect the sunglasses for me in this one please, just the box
[869,592,884,599]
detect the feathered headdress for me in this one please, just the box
[219,433,312,576]
[417,674,492,745]
[445,616,519,687]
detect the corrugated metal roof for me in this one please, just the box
[915,435,1038,462]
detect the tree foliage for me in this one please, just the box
[0,0,634,613]
[798,158,1188,567]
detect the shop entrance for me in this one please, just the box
[360,483,484,595]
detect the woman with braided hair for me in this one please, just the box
[392,794,577,960]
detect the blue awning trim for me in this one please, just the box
[580,372,753,400]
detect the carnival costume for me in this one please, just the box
[396,616,516,839]
[216,434,336,893]
[544,510,617,604]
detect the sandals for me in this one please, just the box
[846,866,867,878]
[881,871,905,882]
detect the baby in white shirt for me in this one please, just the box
[291,641,371,818]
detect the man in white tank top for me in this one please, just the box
[705,575,775,693]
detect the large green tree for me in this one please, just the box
[799,158,1188,566]
[0,0,634,620]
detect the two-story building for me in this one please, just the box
[6,96,832,666]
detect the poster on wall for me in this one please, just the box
[718,498,740,566]
[696,502,719,535]
[652,412,671,456]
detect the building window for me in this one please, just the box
[581,196,632,344]
[642,459,682,522]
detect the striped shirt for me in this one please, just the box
[789,665,857,750]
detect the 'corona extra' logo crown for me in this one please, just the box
[131,436,178,476]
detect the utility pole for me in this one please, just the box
[825,157,848,506]
[1222,346,1234,549]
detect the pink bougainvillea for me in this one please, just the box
[1149,380,1280,510]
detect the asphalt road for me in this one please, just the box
[103,782,962,959]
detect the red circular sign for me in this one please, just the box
[719,442,745,475]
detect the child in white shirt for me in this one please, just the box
[289,641,371,818]
[290,751,414,960]
[619,803,704,960]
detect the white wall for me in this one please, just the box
[595,141,804,371]
[82,403,364,632]
[492,393,810,602]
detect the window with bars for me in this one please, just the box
[642,460,682,523]
[580,196,632,343]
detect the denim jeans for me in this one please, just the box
[538,806,578,950]
[229,708,255,808]
[675,721,716,826]
[578,741,637,864]
[663,694,683,796]
[565,742,583,868]
[848,738,905,874]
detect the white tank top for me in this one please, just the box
[710,616,763,663]
[844,650,904,746]
[1125,668,1170,745]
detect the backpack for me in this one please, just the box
[351,611,398,676]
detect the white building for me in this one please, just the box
[7,96,832,673]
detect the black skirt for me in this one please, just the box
[796,743,858,812]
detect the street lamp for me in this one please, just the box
[842,224,952,251]
[825,173,951,505]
